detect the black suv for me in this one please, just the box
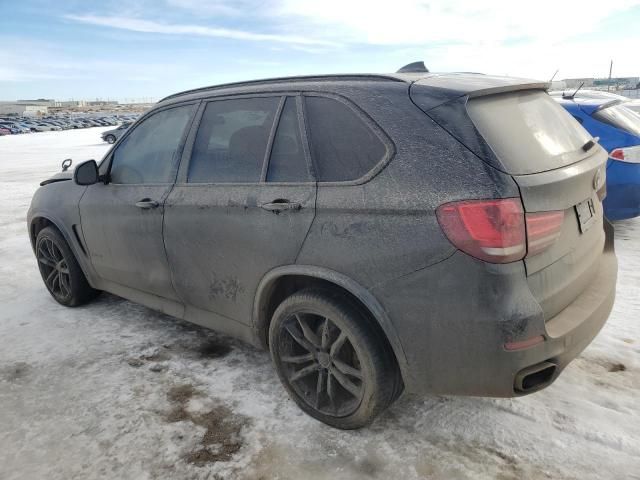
[28,63,617,429]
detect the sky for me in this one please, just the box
[1,0,639,102]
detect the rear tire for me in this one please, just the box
[35,226,99,307]
[269,288,400,429]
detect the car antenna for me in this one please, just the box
[549,69,559,83]
[396,61,429,73]
[563,82,584,100]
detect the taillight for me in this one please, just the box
[610,146,640,163]
[436,198,526,263]
[437,198,565,263]
[525,211,564,256]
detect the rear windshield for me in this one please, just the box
[593,104,640,137]
[467,91,592,175]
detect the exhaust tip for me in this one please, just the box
[515,362,557,393]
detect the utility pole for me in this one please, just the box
[607,60,613,92]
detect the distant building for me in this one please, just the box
[17,99,56,107]
[563,77,639,90]
[54,100,87,108]
[563,78,596,89]
[87,100,119,106]
[593,77,639,89]
[550,80,567,91]
[0,102,48,116]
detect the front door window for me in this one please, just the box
[110,104,195,184]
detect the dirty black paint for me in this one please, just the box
[28,71,617,403]
[208,275,245,302]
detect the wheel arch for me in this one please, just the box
[29,215,59,250]
[252,265,409,382]
[29,213,93,282]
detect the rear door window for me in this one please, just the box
[188,97,279,183]
[467,91,592,175]
[592,104,640,136]
[266,98,310,182]
[304,96,387,182]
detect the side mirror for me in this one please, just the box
[74,159,99,186]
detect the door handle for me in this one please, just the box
[261,201,302,212]
[135,198,159,209]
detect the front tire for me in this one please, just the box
[35,226,99,307]
[269,288,400,429]
[105,134,116,144]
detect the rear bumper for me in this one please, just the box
[372,221,617,396]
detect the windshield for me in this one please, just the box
[468,91,593,175]
[593,104,640,137]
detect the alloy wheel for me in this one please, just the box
[37,237,72,301]
[277,312,364,417]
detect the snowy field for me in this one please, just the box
[0,128,638,480]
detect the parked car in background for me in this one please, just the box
[43,119,67,129]
[19,122,37,132]
[549,88,640,114]
[554,95,640,220]
[29,66,617,429]
[0,122,19,134]
[0,127,10,136]
[0,114,141,134]
[549,89,628,101]
[0,122,30,134]
[16,121,36,131]
[101,122,131,144]
[32,123,60,132]
[626,100,640,114]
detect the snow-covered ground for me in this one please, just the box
[0,128,638,480]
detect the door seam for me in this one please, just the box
[294,180,318,264]
[161,183,186,312]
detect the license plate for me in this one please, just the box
[575,198,596,233]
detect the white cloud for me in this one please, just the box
[275,0,640,46]
[64,14,340,47]
[270,0,640,77]
[424,39,639,79]
[59,1,640,79]
[0,46,172,84]
[165,0,257,16]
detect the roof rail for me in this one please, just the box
[159,74,405,103]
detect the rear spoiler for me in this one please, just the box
[411,74,549,111]
[593,99,624,113]
[466,82,550,99]
[571,99,625,116]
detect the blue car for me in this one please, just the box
[554,96,640,220]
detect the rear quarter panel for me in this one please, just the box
[296,83,520,288]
